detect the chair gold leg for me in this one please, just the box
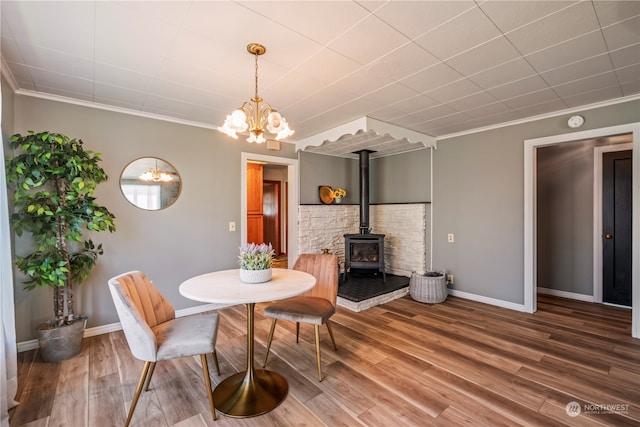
[200,354,217,421]
[263,318,277,367]
[325,320,338,351]
[143,362,156,391]
[314,325,323,381]
[212,350,220,375]
[126,361,152,427]
[296,322,300,343]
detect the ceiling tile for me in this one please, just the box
[400,62,464,93]
[446,36,521,76]
[525,31,608,73]
[426,79,483,103]
[3,61,33,88]
[510,98,567,118]
[609,43,640,68]
[552,71,620,97]
[504,2,600,55]
[331,67,396,97]
[479,0,576,33]
[562,85,624,107]
[294,49,361,85]
[2,1,95,58]
[460,101,512,119]
[621,80,640,95]
[419,112,474,129]
[369,42,441,79]
[373,0,476,39]
[503,88,562,109]
[414,7,502,59]
[615,63,640,84]
[385,94,440,116]
[27,68,94,96]
[445,91,500,112]
[240,1,370,45]
[540,54,615,86]
[362,83,421,107]
[488,75,550,100]
[0,35,24,64]
[601,15,640,50]
[94,63,154,94]
[327,16,410,65]
[466,58,537,89]
[593,1,640,26]
[93,82,149,109]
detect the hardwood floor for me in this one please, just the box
[9,295,639,426]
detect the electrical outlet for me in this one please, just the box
[229,221,236,232]
[447,274,454,284]
[447,233,455,243]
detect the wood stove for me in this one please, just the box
[343,233,386,281]
[343,149,386,282]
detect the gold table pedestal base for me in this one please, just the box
[213,368,288,418]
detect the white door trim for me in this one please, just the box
[593,142,633,304]
[241,153,299,268]
[524,123,640,338]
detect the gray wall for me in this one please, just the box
[433,99,640,304]
[299,152,358,204]
[300,148,431,204]
[7,95,296,342]
[370,149,431,203]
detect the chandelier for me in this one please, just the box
[218,43,294,144]
[139,160,173,182]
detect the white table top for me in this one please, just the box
[179,268,316,305]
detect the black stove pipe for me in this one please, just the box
[356,149,374,234]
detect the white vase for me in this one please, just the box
[239,268,272,284]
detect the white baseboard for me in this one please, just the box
[448,289,527,312]
[16,303,228,353]
[537,287,595,302]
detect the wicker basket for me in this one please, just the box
[409,271,448,303]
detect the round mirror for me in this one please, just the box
[120,157,181,210]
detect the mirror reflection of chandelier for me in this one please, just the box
[218,43,294,144]
[139,160,173,182]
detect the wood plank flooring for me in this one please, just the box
[9,295,639,426]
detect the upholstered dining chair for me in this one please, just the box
[108,271,220,426]
[262,253,339,381]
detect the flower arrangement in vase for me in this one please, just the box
[332,187,347,204]
[238,242,275,283]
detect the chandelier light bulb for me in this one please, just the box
[231,109,248,128]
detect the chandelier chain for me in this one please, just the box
[254,51,259,100]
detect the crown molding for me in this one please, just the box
[437,94,640,140]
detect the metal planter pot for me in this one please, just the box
[36,316,87,363]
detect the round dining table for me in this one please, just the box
[179,268,316,418]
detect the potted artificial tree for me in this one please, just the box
[5,131,116,362]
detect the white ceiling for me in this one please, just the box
[1,1,639,157]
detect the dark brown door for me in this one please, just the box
[602,150,632,306]
[263,180,281,254]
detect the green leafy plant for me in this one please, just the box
[238,243,275,270]
[5,131,116,327]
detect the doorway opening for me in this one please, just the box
[241,153,298,269]
[524,123,640,338]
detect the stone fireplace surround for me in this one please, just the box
[298,203,430,277]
